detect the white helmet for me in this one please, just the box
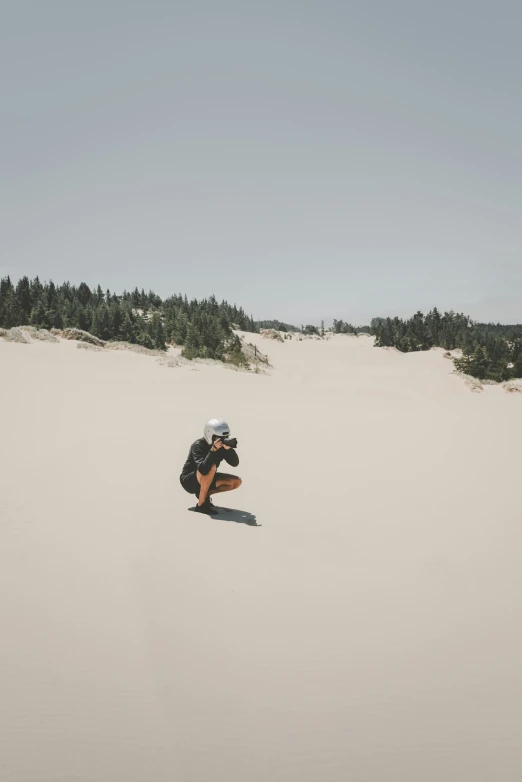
[204,418,231,445]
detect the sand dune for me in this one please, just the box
[1,333,521,782]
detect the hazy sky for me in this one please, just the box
[1,0,521,324]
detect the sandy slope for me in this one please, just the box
[1,333,521,782]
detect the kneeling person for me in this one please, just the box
[180,418,242,515]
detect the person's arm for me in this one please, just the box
[222,447,239,467]
[192,440,219,475]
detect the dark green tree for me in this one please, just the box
[149,311,166,350]
[119,312,135,342]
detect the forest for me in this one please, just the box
[372,309,522,381]
[0,276,254,364]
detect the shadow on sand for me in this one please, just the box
[189,506,260,526]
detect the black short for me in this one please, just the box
[180,470,220,498]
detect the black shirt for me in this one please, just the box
[181,437,239,478]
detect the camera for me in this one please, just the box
[213,435,237,448]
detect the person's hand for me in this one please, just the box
[213,437,231,450]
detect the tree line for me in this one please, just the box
[332,319,371,335]
[371,309,522,381]
[2,277,520,380]
[256,319,299,332]
[0,276,255,361]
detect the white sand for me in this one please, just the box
[1,334,521,782]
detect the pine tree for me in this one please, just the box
[173,312,189,345]
[90,308,101,337]
[226,334,249,368]
[182,322,202,359]
[61,299,72,327]
[119,312,135,342]
[2,288,22,327]
[97,305,111,341]
[30,277,43,308]
[110,301,123,337]
[16,276,32,321]
[149,311,166,350]
[137,330,155,349]
[77,282,92,307]
[30,299,48,328]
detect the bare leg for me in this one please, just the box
[196,465,217,506]
[208,475,242,497]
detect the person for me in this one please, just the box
[180,418,242,514]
